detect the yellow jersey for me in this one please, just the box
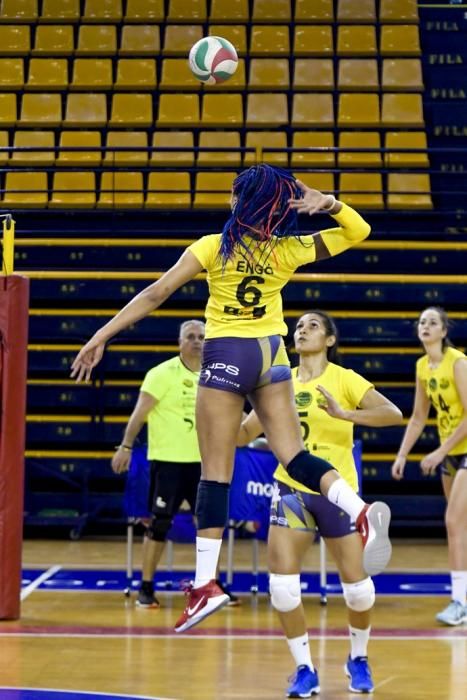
[275,363,373,494]
[140,355,200,462]
[416,346,467,455]
[188,203,370,339]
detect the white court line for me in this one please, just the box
[20,565,61,601]
[0,632,466,641]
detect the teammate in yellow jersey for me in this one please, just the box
[392,306,467,626]
[71,164,393,633]
[238,311,402,696]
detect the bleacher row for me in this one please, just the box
[0,0,431,210]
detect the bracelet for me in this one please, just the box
[321,195,337,212]
[116,444,133,452]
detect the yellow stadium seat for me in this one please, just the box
[71,59,113,90]
[167,0,207,22]
[294,26,333,56]
[163,25,203,56]
[64,93,107,127]
[209,0,249,23]
[146,172,191,209]
[193,172,236,209]
[157,93,200,127]
[119,25,160,55]
[76,25,117,55]
[0,131,8,165]
[12,131,55,165]
[159,58,202,91]
[208,26,247,55]
[337,0,376,23]
[115,59,157,90]
[3,172,48,208]
[387,174,432,209]
[0,25,30,55]
[250,26,290,55]
[385,131,429,167]
[248,59,289,91]
[295,171,335,194]
[380,0,419,23]
[20,93,61,127]
[201,93,243,127]
[104,131,148,166]
[40,0,80,22]
[380,25,421,56]
[151,131,194,167]
[244,131,288,166]
[33,26,74,55]
[98,172,144,209]
[125,0,164,23]
[245,93,288,128]
[252,0,291,23]
[295,0,333,23]
[0,58,24,89]
[83,0,122,23]
[338,93,380,127]
[382,59,423,91]
[292,93,334,127]
[57,131,102,166]
[291,132,335,168]
[339,173,384,209]
[27,58,68,90]
[203,58,246,90]
[50,172,96,208]
[293,59,334,90]
[338,132,382,168]
[0,93,16,126]
[109,93,153,127]
[337,26,377,56]
[198,131,241,167]
[338,59,379,91]
[0,0,38,22]
[381,93,424,127]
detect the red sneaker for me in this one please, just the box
[174,579,230,633]
[356,502,392,577]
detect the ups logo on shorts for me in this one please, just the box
[295,391,312,408]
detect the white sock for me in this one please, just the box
[287,632,314,671]
[327,477,365,522]
[349,625,371,659]
[193,537,222,589]
[451,571,467,606]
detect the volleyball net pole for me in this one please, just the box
[0,214,29,620]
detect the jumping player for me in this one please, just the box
[71,165,393,633]
[238,310,402,695]
[392,307,467,626]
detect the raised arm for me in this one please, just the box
[71,249,203,382]
[316,385,403,427]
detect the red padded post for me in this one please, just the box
[0,274,29,619]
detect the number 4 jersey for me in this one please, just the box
[416,346,467,455]
[188,203,370,339]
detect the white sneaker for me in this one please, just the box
[356,502,392,576]
[436,600,467,626]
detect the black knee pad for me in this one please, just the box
[146,515,173,542]
[286,450,334,494]
[195,479,230,530]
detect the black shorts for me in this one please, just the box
[441,453,467,477]
[148,460,201,517]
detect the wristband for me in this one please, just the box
[116,444,133,452]
[321,195,337,212]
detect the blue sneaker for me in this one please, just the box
[345,656,374,693]
[436,600,467,626]
[286,665,320,698]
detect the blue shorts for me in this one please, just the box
[270,479,355,539]
[441,453,467,477]
[199,335,291,397]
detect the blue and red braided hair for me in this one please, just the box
[220,164,302,265]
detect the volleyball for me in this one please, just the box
[188,36,238,85]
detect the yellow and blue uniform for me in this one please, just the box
[189,203,370,396]
[270,364,373,536]
[416,346,467,474]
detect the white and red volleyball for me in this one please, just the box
[188,36,238,85]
